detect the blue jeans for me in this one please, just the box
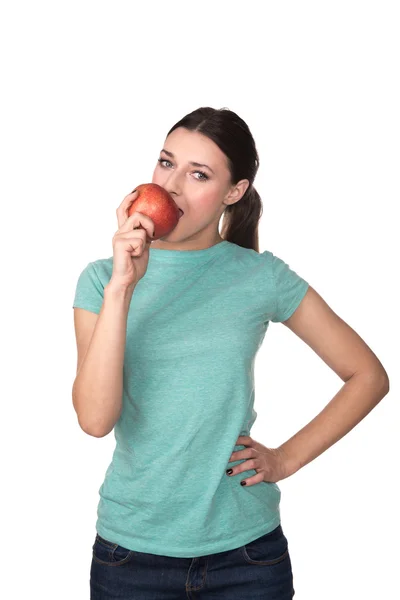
[90,523,295,598]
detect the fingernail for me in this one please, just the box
[226,469,233,475]
[240,480,247,486]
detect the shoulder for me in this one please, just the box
[230,245,295,281]
[74,256,114,292]
[226,243,274,271]
[87,256,114,281]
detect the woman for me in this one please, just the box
[72,106,389,599]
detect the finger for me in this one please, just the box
[236,435,253,446]
[113,235,146,257]
[113,228,147,241]
[113,225,154,251]
[116,189,139,229]
[132,212,156,240]
[228,448,254,462]
[238,472,265,487]
[118,211,155,240]
[113,225,153,251]
[226,458,259,476]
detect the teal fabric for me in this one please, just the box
[72,240,309,558]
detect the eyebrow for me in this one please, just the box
[160,149,215,175]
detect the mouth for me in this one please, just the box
[178,208,184,219]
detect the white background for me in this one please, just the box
[1,1,398,598]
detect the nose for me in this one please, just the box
[164,170,183,198]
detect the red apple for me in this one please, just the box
[127,183,183,239]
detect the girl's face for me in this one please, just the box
[150,127,248,250]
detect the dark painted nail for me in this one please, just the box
[226,469,233,475]
[240,480,246,486]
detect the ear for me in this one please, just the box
[224,179,250,206]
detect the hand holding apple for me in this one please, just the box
[108,190,156,290]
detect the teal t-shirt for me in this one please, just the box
[72,240,309,558]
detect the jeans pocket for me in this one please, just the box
[241,525,290,566]
[92,534,134,567]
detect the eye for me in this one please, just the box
[193,171,209,181]
[157,158,209,182]
[158,158,172,168]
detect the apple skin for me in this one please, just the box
[127,183,182,239]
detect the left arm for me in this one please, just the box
[277,285,390,477]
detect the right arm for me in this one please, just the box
[72,189,156,437]
[72,282,135,437]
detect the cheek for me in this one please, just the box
[151,168,164,185]
[193,189,220,214]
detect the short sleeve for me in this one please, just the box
[72,261,104,315]
[270,253,309,323]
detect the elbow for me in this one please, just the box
[365,366,390,396]
[85,428,109,438]
[72,386,118,438]
[374,365,390,394]
[381,374,390,395]
[73,397,110,438]
[77,416,110,438]
[72,389,107,438]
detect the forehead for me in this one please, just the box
[164,128,229,170]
